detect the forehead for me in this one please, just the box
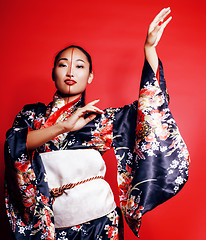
[58,48,88,62]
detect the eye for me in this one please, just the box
[58,63,67,67]
[76,65,84,69]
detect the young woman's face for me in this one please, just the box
[53,48,93,98]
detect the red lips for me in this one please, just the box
[64,79,77,85]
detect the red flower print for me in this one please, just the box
[21,222,26,226]
[52,136,59,141]
[126,165,132,174]
[101,124,113,135]
[23,184,36,207]
[186,155,190,163]
[44,209,52,225]
[140,89,155,97]
[145,143,151,149]
[40,194,49,206]
[33,220,42,229]
[34,119,43,129]
[93,139,101,144]
[139,206,144,210]
[136,123,143,135]
[113,233,119,240]
[93,132,100,137]
[108,226,116,238]
[104,138,112,148]
[145,134,155,142]
[137,110,145,123]
[45,145,52,152]
[15,161,30,172]
[102,117,109,125]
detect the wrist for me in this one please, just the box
[144,45,158,74]
[55,121,68,135]
[144,44,156,53]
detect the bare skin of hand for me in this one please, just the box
[59,99,104,132]
[27,99,104,151]
[144,7,172,73]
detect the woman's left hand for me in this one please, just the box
[144,8,172,73]
[145,7,172,48]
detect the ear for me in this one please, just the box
[88,72,93,84]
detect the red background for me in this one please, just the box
[0,0,205,239]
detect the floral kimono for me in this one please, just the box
[4,59,190,239]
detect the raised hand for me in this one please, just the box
[144,8,172,73]
[60,99,104,132]
[145,7,172,48]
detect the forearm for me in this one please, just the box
[144,45,158,74]
[27,122,65,151]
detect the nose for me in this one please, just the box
[66,65,74,78]
[66,72,74,78]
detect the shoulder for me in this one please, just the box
[21,102,47,113]
[13,102,48,126]
[105,100,138,115]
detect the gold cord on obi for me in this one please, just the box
[50,176,104,203]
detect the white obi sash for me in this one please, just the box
[40,149,116,228]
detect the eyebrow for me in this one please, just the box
[58,58,68,62]
[58,58,86,63]
[76,59,85,63]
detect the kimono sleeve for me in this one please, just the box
[4,103,55,239]
[112,59,190,237]
[5,104,40,217]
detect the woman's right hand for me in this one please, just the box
[60,99,104,133]
[27,100,103,151]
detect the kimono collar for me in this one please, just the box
[51,91,82,114]
[43,91,83,128]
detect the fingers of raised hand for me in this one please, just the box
[150,7,172,32]
[86,99,100,107]
[154,7,171,24]
[84,100,104,114]
[161,16,172,29]
[77,104,104,118]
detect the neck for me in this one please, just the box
[56,91,82,104]
[64,94,82,104]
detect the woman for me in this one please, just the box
[4,8,189,240]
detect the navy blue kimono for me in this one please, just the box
[4,59,190,239]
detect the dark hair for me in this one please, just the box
[53,45,92,73]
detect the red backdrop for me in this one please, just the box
[0,0,205,239]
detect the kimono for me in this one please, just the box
[4,59,190,240]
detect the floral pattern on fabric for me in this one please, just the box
[120,60,190,235]
[136,78,189,189]
[55,207,123,240]
[82,108,115,153]
[4,103,55,239]
[4,59,190,239]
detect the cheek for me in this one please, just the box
[53,69,64,81]
[78,71,90,82]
